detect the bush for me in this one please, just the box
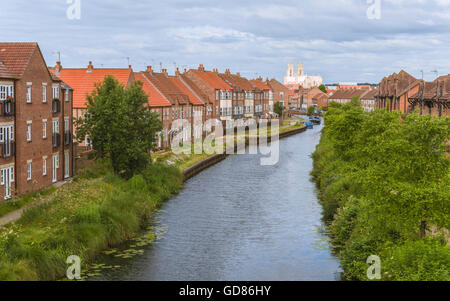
[312,101,450,281]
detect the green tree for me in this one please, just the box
[318,84,328,94]
[274,101,284,117]
[76,76,162,178]
[307,105,316,116]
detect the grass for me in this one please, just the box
[0,160,183,281]
[0,187,57,218]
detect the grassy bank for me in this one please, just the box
[311,101,450,281]
[0,160,183,281]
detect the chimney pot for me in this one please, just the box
[175,67,180,76]
[55,61,62,73]
[87,61,94,72]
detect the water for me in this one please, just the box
[92,123,341,281]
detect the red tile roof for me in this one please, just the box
[0,42,38,77]
[218,71,254,91]
[169,76,204,105]
[143,71,189,105]
[188,69,232,91]
[134,72,171,107]
[0,60,15,79]
[179,74,212,104]
[250,79,271,91]
[51,67,134,108]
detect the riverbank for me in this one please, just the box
[311,102,449,281]
[0,122,307,281]
[0,162,183,280]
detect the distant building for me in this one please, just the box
[284,63,322,89]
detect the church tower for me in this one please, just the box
[297,63,304,76]
[287,63,294,77]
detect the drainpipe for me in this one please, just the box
[13,79,17,194]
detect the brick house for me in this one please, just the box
[267,78,290,113]
[218,69,256,120]
[185,65,232,122]
[407,75,450,117]
[360,89,378,112]
[329,88,370,105]
[375,71,418,114]
[0,42,73,200]
[51,61,135,146]
[250,78,274,118]
[134,71,172,148]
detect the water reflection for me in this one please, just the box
[91,123,341,281]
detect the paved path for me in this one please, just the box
[0,178,103,228]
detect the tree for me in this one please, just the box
[274,101,284,117]
[318,84,328,94]
[307,105,316,116]
[76,76,162,178]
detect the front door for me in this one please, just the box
[52,154,58,183]
[1,126,12,157]
[1,167,13,199]
[64,151,69,178]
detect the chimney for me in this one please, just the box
[128,65,132,71]
[198,64,205,71]
[175,67,180,76]
[162,68,168,76]
[87,61,94,73]
[54,61,62,74]
[236,72,240,77]
[146,66,153,74]
[225,69,230,75]
[183,68,187,74]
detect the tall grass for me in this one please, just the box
[0,160,183,281]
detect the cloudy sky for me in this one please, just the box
[1,0,450,83]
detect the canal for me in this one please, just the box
[92,123,341,281]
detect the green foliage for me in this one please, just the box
[312,100,450,281]
[274,101,284,117]
[318,84,328,94]
[307,106,316,116]
[76,76,162,178]
[0,162,183,281]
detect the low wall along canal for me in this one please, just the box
[91,123,341,281]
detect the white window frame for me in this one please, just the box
[0,85,14,100]
[26,122,32,142]
[27,161,32,181]
[52,85,59,99]
[42,120,47,139]
[64,151,70,178]
[26,83,32,103]
[42,84,47,103]
[43,157,47,176]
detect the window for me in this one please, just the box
[27,162,32,181]
[26,84,32,103]
[43,157,47,176]
[27,122,32,141]
[42,84,47,103]
[42,120,47,139]
[64,118,69,133]
[64,151,69,178]
[65,89,69,102]
[52,85,59,99]
[0,85,14,100]
[52,119,59,134]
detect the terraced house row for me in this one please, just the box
[0,41,291,200]
[0,42,73,201]
[375,70,450,117]
[55,62,281,149]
